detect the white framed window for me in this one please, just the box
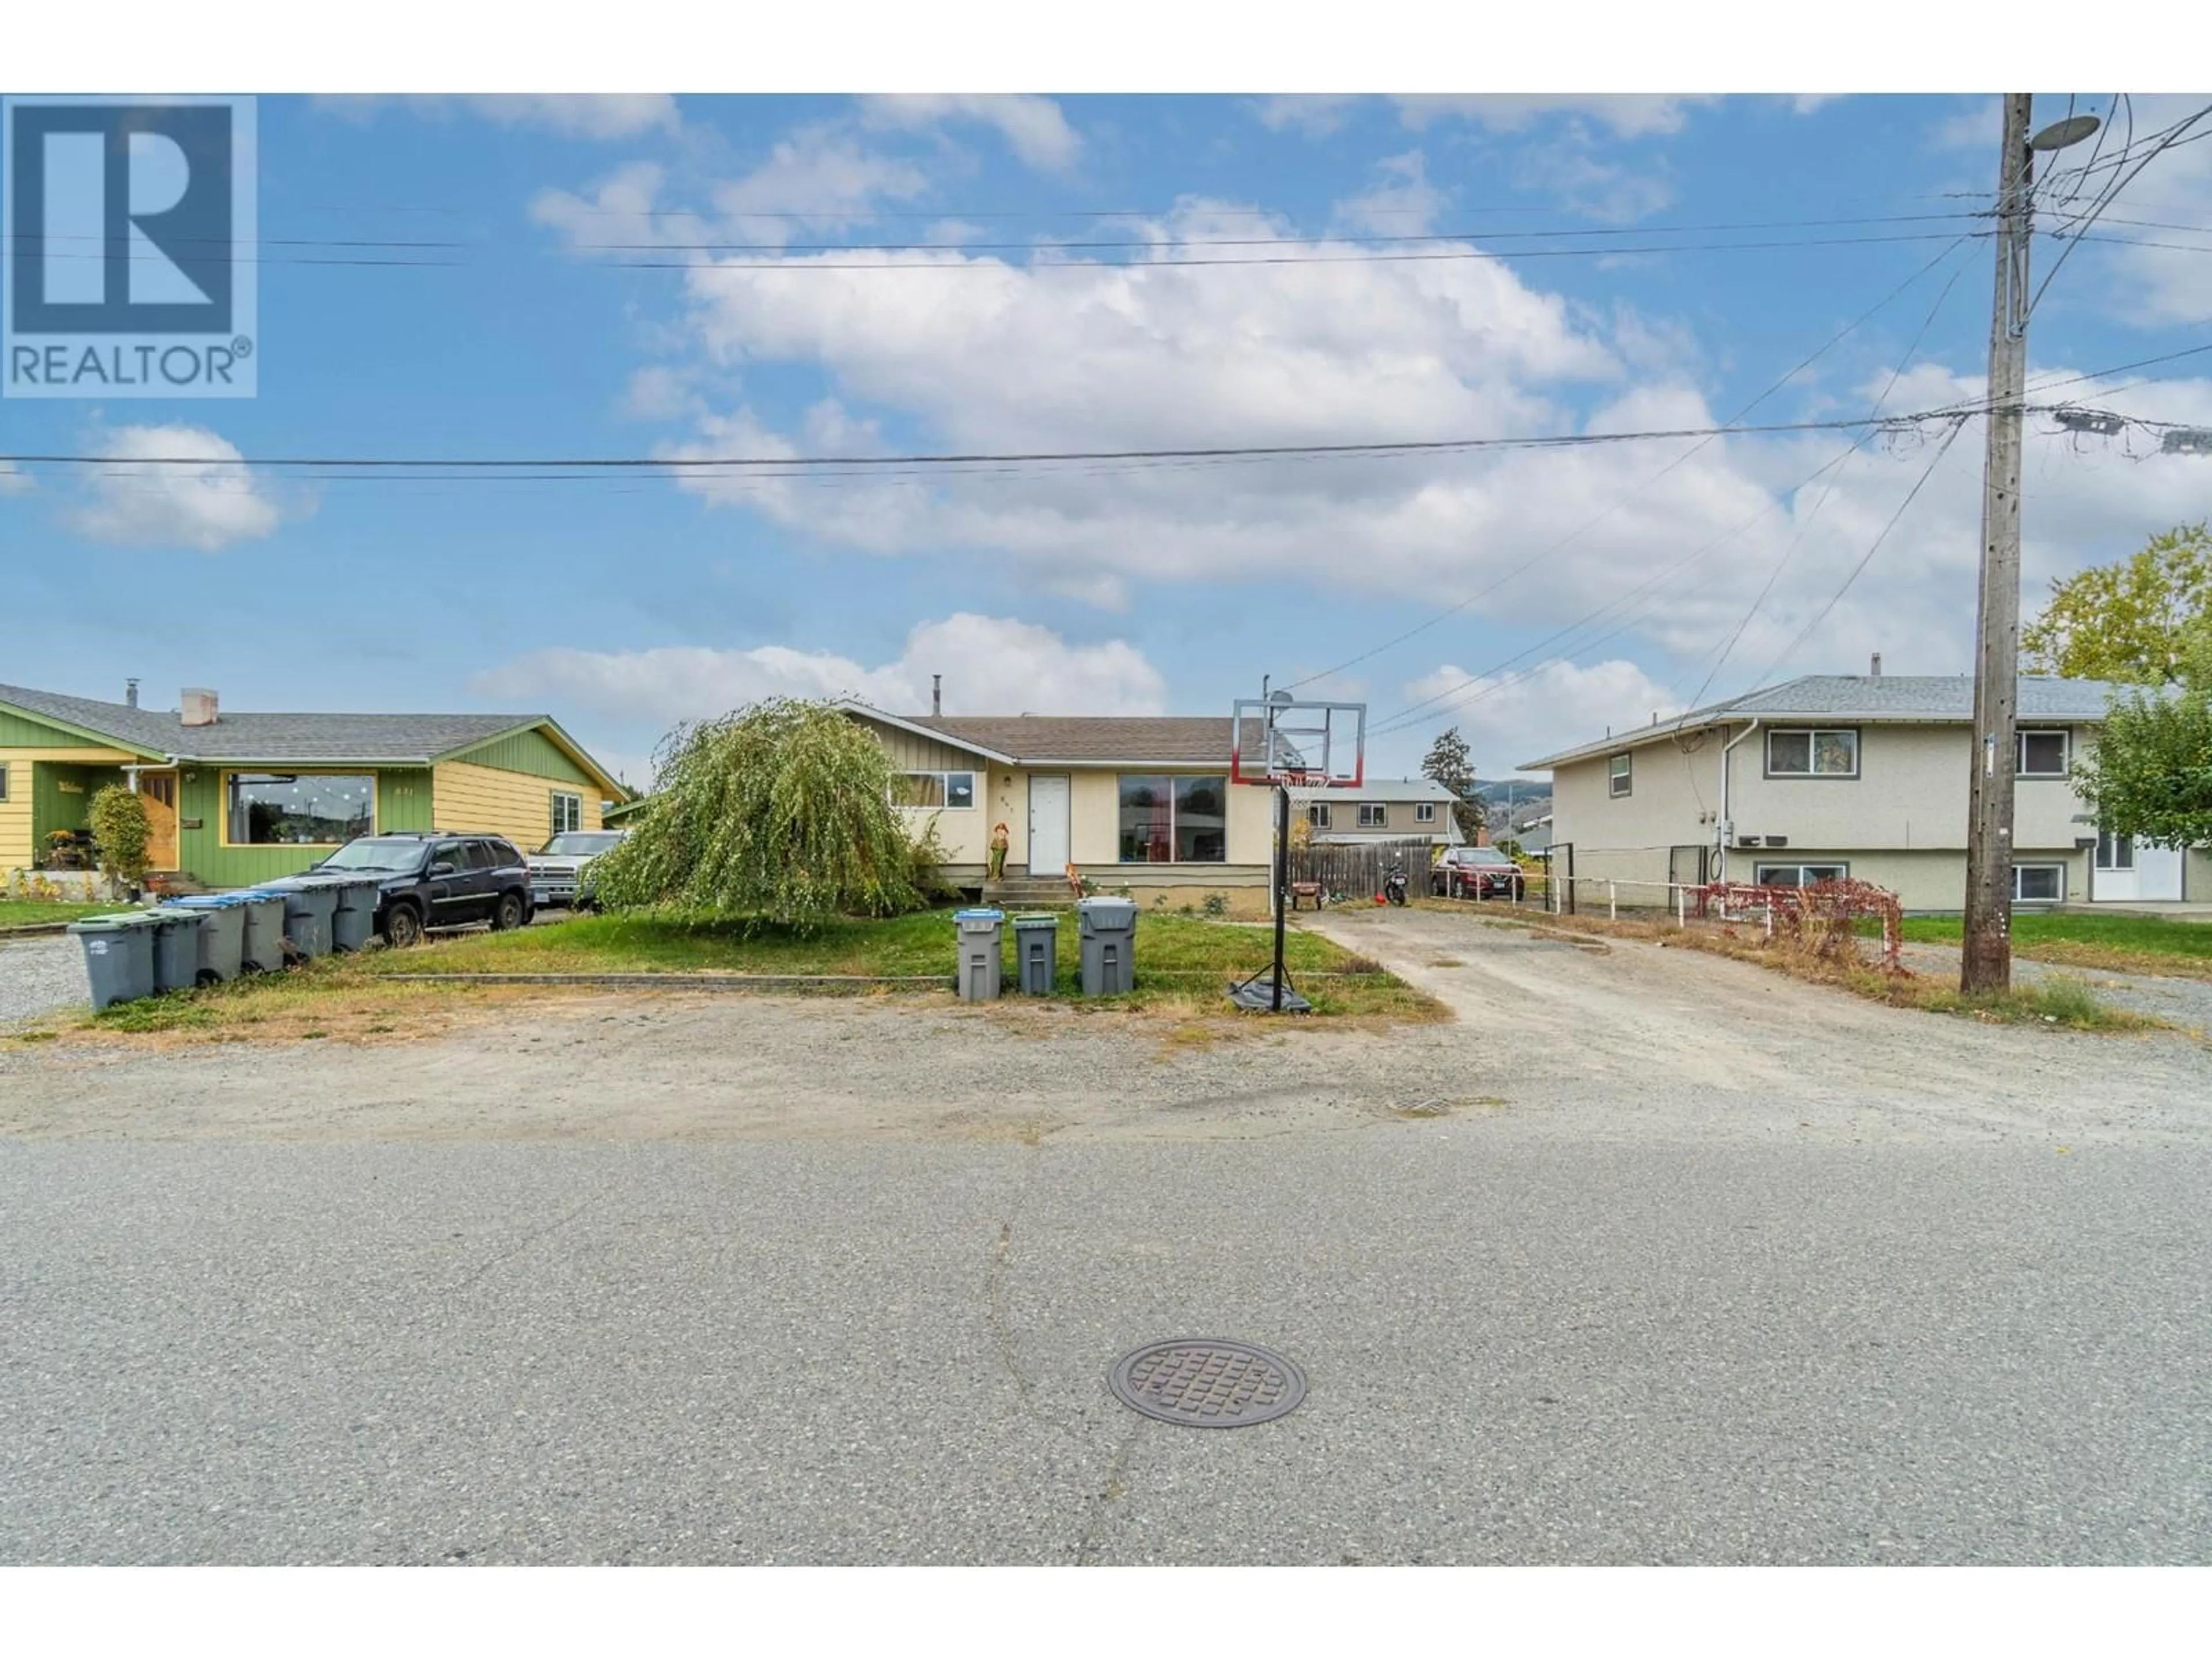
[1357,802,1388,828]
[2095,831,2134,872]
[1415,801,1437,823]
[1607,753,1633,798]
[1766,728,1859,778]
[1306,802,1332,829]
[1754,862,1849,888]
[550,791,582,836]
[2013,863,2065,903]
[2017,730,2069,777]
[892,770,977,809]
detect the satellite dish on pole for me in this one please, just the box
[1269,689,1294,706]
[2031,115,2101,151]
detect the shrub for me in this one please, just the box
[587,698,925,930]
[1202,892,1229,918]
[87,784,151,886]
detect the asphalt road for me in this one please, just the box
[5,905,2210,1565]
[4,1131,2209,1565]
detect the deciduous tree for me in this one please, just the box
[2073,632,2212,849]
[2021,522,2212,683]
[588,698,927,928]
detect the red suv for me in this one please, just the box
[1432,846,1527,901]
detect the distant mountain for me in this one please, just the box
[1470,778,1549,805]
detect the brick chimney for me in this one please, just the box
[180,687,219,728]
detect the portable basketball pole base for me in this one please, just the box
[1225,691,1365,1016]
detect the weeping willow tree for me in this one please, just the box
[588,698,927,929]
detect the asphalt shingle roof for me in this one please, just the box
[1519,674,2137,770]
[0,682,542,763]
[899,714,1266,766]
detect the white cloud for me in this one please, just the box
[1252,96,1364,137]
[0,461,30,497]
[1333,151,1448,236]
[2059,94,2212,327]
[1397,657,1682,775]
[539,119,2212,707]
[475,614,1166,730]
[862,94,1081,173]
[533,130,930,255]
[1393,96,1717,138]
[1516,137,1675,224]
[323,94,679,139]
[63,425,287,551]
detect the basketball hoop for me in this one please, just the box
[1228,690,1369,1015]
[1229,696,1366,789]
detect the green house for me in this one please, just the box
[1,680,628,889]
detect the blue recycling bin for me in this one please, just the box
[229,892,288,972]
[252,879,338,959]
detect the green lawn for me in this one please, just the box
[1895,912,2212,976]
[364,906,1419,1014]
[46,907,1437,1040]
[0,900,115,930]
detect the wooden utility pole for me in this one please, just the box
[1961,93,2036,995]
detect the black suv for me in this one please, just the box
[308,832,534,947]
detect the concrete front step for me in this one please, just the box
[982,880,1078,907]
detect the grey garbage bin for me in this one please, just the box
[257,879,338,959]
[68,914,158,1011]
[953,907,1005,1001]
[1012,913,1059,995]
[146,908,211,993]
[1076,896,1139,997]
[327,877,381,952]
[160,894,248,982]
[234,892,288,972]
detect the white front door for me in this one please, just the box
[1027,773,1070,876]
[2091,831,2171,902]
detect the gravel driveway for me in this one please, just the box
[0,935,89,1025]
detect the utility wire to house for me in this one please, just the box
[1272,234,1980,698]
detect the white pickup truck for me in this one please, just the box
[525,829,628,911]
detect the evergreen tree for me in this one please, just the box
[1421,727,1486,842]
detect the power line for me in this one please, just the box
[1676,251,1971,706]
[1282,236,1976,699]
[1363,441,1878,737]
[0,407,1989,476]
[1738,416,1971,692]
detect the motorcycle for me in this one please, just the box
[1382,862,1410,906]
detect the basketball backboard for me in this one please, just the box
[1229,695,1366,789]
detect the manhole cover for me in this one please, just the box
[1107,1338,1307,1427]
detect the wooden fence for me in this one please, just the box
[1287,837,1439,902]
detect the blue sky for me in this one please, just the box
[5,92,2210,784]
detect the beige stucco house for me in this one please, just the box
[1520,672,2206,912]
[1304,777,1465,847]
[841,703,1277,908]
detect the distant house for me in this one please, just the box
[840,703,1284,905]
[1,681,627,889]
[1301,777,1464,847]
[1519,672,2203,911]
